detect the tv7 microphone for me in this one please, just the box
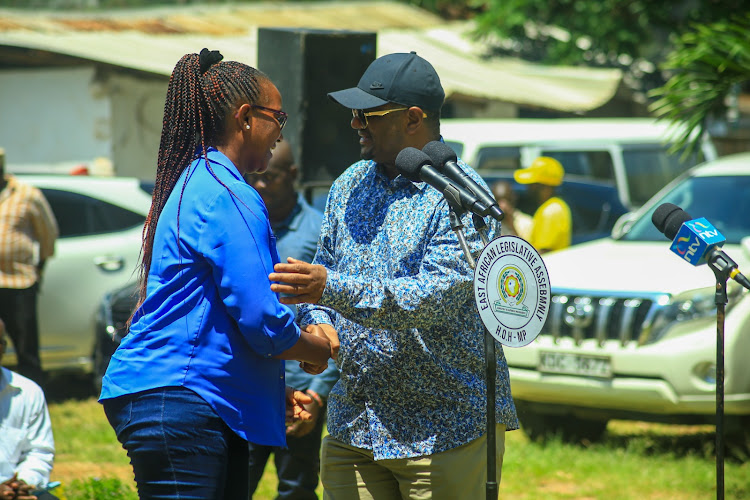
[395,147,490,219]
[422,140,504,222]
[651,202,750,290]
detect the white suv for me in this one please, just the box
[504,152,750,442]
[1,175,151,373]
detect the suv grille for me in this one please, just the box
[543,291,666,346]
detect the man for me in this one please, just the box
[0,318,59,500]
[0,148,58,386]
[491,180,532,240]
[268,52,518,499]
[247,139,339,499]
[513,156,572,253]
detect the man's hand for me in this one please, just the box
[286,390,324,438]
[0,474,38,500]
[285,386,313,425]
[269,257,327,304]
[0,477,16,500]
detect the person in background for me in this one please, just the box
[246,139,339,499]
[513,156,572,253]
[268,51,518,499]
[0,318,59,500]
[0,147,58,387]
[491,180,532,240]
[99,49,337,499]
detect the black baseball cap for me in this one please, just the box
[327,51,445,111]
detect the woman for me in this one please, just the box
[99,49,335,499]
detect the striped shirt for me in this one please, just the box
[0,176,58,289]
[298,157,519,460]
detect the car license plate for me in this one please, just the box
[538,351,612,378]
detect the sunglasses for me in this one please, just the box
[351,107,427,129]
[251,104,288,131]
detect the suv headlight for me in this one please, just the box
[644,284,743,343]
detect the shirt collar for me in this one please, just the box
[198,147,244,183]
[271,192,305,232]
[0,367,17,390]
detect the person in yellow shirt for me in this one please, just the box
[513,157,571,253]
[491,180,532,240]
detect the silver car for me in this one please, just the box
[2,175,151,373]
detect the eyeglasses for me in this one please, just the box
[251,104,288,131]
[249,169,285,185]
[351,107,427,129]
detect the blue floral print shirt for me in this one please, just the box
[298,156,519,460]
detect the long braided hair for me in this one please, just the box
[136,48,267,304]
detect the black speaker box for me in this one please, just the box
[258,28,377,188]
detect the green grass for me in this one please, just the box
[45,375,748,499]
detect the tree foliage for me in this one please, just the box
[471,0,744,67]
[649,14,750,156]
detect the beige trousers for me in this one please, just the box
[321,424,506,500]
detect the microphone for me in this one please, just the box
[651,202,750,290]
[422,141,504,221]
[395,147,491,218]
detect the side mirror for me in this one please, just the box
[611,212,636,239]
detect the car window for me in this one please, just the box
[622,146,704,206]
[623,175,750,244]
[475,146,521,171]
[540,150,615,182]
[444,140,464,158]
[41,188,146,238]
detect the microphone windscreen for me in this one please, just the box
[651,202,692,240]
[422,141,458,167]
[395,147,432,182]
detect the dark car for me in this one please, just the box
[93,280,139,390]
[478,172,628,245]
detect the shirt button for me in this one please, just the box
[362,367,369,374]
[359,333,367,339]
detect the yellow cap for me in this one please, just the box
[513,157,564,186]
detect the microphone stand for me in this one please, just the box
[442,187,499,500]
[472,214,497,500]
[707,253,732,500]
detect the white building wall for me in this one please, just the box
[108,72,166,180]
[0,66,110,172]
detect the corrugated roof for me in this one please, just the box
[0,1,622,112]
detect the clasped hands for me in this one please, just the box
[0,474,37,500]
[270,257,338,375]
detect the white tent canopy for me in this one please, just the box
[0,3,621,113]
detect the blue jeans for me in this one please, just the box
[103,386,249,500]
[247,405,326,499]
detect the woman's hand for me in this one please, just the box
[298,324,330,374]
[317,324,339,361]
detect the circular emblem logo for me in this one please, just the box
[499,266,525,306]
[473,235,550,347]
